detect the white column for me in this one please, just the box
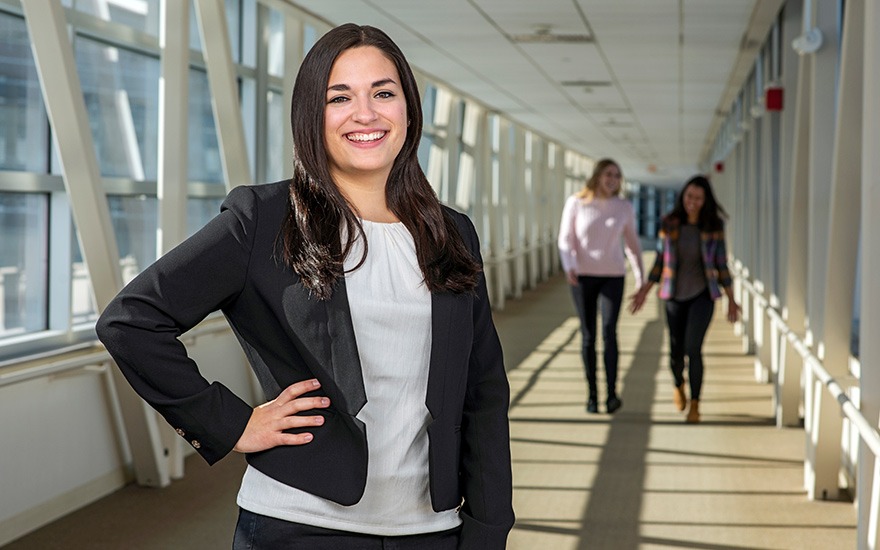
[804,0,840,348]
[155,0,192,481]
[194,0,253,190]
[777,54,810,428]
[492,118,512,309]
[805,0,849,503]
[858,0,880,547]
[157,0,190,256]
[21,0,171,488]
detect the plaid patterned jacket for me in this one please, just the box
[647,216,733,300]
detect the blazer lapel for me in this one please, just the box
[326,278,367,416]
[282,279,366,417]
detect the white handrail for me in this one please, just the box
[0,318,231,388]
[739,276,880,459]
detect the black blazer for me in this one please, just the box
[96,181,514,548]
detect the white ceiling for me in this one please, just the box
[287,0,784,187]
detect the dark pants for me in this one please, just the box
[665,289,715,401]
[232,508,461,550]
[571,275,624,400]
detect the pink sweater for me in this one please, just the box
[557,194,644,287]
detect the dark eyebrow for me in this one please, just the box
[327,78,398,93]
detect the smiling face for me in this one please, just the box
[594,163,622,198]
[682,183,706,223]
[323,46,408,189]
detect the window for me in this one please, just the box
[0,13,49,173]
[0,193,49,339]
[75,38,160,180]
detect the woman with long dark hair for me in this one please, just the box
[97,23,513,549]
[558,158,643,414]
[630,175,740,423]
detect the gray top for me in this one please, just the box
[674,224,707,301]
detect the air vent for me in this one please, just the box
[560,80,612,87]
[509,33,593,44]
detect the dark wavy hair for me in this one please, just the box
[667,174,727,231]
[277,23,479,300]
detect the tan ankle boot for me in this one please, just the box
[686,399,700,423]
[673,384,687,411]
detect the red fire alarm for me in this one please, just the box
[714,161,724,173]
[765,86,783,111]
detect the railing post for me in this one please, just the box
[776,331,802,427]
[805,377,844,501]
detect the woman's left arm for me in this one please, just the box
[715,231,740,323]
[456,215,515,550]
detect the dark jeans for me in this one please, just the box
[232,508,461,550]
[665,289,715,401]
[570,275,624,400]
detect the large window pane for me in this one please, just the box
[108,195,158,283]
[0,13,49,172]
[188,69,224,184]
[0,193,48,338]
[76,38,159,180]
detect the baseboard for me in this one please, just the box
[0,467,130,546]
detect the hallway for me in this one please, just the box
[502,277,857,549]
[2,275,858,549]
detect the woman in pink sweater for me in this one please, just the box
[558,158,644,413]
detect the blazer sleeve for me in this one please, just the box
[95,185,259,464]
[454,214,516,550]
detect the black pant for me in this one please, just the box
[665,289,715,401]
[570,275,624,400]
[233,508,461,549]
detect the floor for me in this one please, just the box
[3,274,857,549]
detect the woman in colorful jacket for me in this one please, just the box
[629,175,739,423]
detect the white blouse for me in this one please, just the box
[236,219,461,535]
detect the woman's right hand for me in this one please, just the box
[233,378,330,453]
[628,286,648,314]
[566,269,579,286]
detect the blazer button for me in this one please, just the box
[175,428,186,437]
[191,440,201,449]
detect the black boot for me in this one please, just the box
[606,394,622,414]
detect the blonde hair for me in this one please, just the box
[575,158,623,200]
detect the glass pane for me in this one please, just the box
[190,0,242,61]
[71,226,98,326]
[70,0,162,37]
[188,69,224,184]
[75,37,160,180]
[0,13,49,172]
[266,90,286,182]
[187,197,223,237]
[108,195,158,284]
[266,7,285,78]
[0,193,48,338]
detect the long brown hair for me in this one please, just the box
[278,23,479,299]
[575,158,622,200]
